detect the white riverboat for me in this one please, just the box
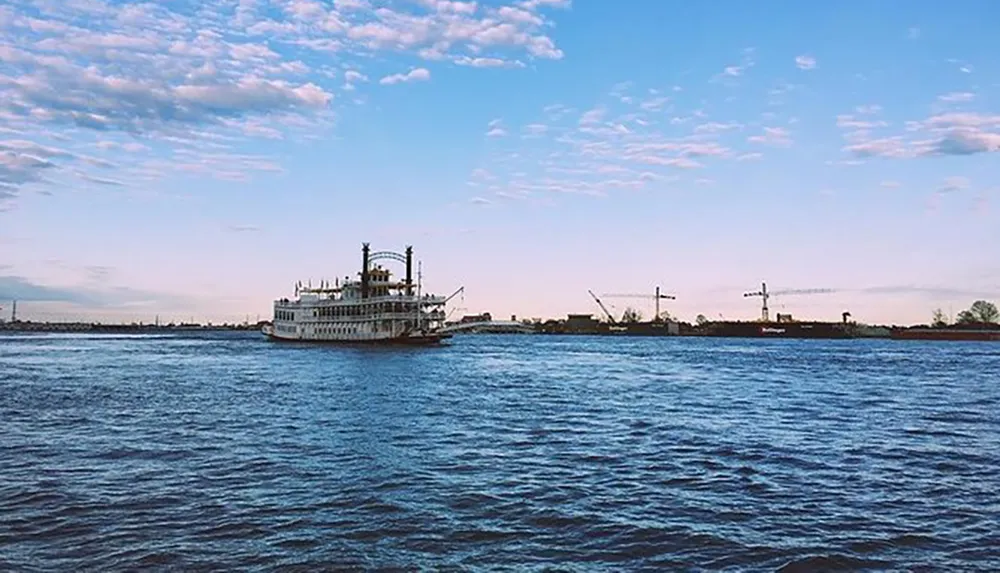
[262,243,461,345]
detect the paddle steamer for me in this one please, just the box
[262,243,459,345]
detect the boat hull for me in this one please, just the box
[262,325,451,345]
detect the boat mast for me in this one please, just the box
[416,260,422,331]
[405,245,414,296]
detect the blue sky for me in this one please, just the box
[1,0,998,325]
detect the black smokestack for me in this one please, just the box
[361,242,370,299]
[405,245,413,296]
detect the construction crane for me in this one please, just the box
[443,286,466,321]
[743,282,836,322]
[444,286,465,305]
[601,286,677,321]
[587,290,618,324]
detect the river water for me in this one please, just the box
[2,332,998,571]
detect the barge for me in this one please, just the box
[537,314,681,336]
[691,320,855,339]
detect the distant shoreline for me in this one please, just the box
[0,322,261,333]
[2,319,998,341]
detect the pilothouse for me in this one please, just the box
[262,243,460,344]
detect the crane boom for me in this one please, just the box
[601,286,676,321]
[587,290,617,324]
[744,282,836,322]
[771,288,837,296]
[444,286,465,304]
[602,294,677,299]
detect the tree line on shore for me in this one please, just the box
[932,300,999,327]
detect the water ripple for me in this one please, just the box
[1,331,998,570]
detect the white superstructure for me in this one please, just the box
[262,243,461,345]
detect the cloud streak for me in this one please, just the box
[859,285,1000,300]
[0,275,195,309]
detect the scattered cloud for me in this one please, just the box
[748,127,792,146]
[838,111,1000,159]
[639,96,670,111]
[880,180,900,189]
[522,123,549,137]
[464,78,788,202]
[0,139,147,194]
[486,118,507,137]
[579,107,607,125]
[79,173,125,186]
[938,92,975,103]
[719,66,744,78]
[343,69,369,90]
[519,0,572,10]
[227,224,261,233]
[455,56,525,68]
[0,0,571,208]
[0,44,331,131]
[836,115,888,130]
[795,55,817,70]
[0,148,57,190]
[946,59,973,74]
[695,122,743,134]
[711,48,755,83]
[379,68,431,85]
[932,129,1000,155]
[938,176,970,194]
[843,137,909,158]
